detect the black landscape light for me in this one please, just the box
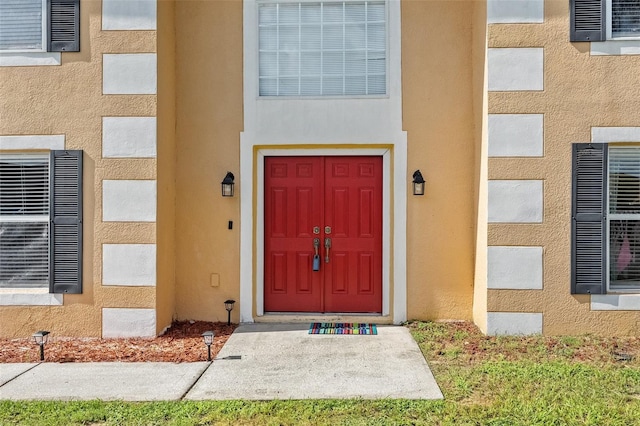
[32,330,50,361]
[202,330,214,361]
[224,299,235,326]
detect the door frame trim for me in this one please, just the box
[259,151,389,316]
[239,142,408,324]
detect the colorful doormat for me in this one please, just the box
[309,323,378,335]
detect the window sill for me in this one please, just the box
[257,94,390,101]
[0,52,61,67]
[591,294,640,311]
[0,289,63,306]
[591,40,640,56]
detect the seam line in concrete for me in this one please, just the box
[0,363,41,388]
[179,361,213,401]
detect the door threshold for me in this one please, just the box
[255,313,394,325]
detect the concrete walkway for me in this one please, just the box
[0,324,443,401]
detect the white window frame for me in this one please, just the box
[0,0,48,53]
[606,145,640,293]
[607,0,640,40]
[256,0,389,99]
[0,153,50,290]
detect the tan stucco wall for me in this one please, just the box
[403,0,480,321]
[157,0,177,334]
[4,0,636,338]
[0,1,158,337]
[173,0,243,323]
[487,1,640,335]
[472,0,488,332]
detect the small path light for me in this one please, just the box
[32,330,50,361]
[202,330,215,361]
[224,299,236,326]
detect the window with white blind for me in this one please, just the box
[571,0,640,41]
[0,0,47,51]
[0,154,50,288]
[0,0,80,52]
[571,144,640,294]
[610,0,640,38]
[258,0,387,97]
[608,147,640,290]
[0,151,83,294]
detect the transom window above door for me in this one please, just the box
[258,0,387,97]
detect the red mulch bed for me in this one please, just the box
[0,321,237,363]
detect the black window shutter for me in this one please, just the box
[570,0,606,42]
[48,0,80,52]
[50,150,83,294]
[571,143,607,294]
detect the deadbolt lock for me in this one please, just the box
[313,226,320,235]
[324,226,332,234]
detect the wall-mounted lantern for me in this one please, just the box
[32,330,50,361]
[412,170,425,196]
[221,172,235,197]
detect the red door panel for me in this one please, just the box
[264,157,323,312]
[324,157,382,312]
[264,156,382,313]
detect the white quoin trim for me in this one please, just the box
[102,244,157,286]
[102,180,157,222]
[102,308,156,338]
[103,54,157,95]
[102,0,157,30]
[487,312,543,335]
[488,48,544,91]
[488,246,543,290]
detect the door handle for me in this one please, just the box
[313,238,320,271]
[324,237,331,263]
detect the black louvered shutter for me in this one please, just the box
[571,143,607,294]
[48,0,80,52]
[50,150,82,294]
[570,0,606,42]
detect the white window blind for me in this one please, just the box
[611,0,640,38]
[258,1,386,96]
[0,154,49,288]
[0,0,45,51]
[608,147,640,290]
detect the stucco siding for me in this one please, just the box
[174,0,243,324]
[0,0,159,337]
[403,0,479,322]
[2,0,639,338]
[486,0,640,335]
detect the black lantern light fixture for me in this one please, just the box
[224,299,236,326]
[202,330,215,361]
[32,330,50,361]
[221,172,235,197]
[412,170,425,196]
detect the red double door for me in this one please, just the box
[264,156,383,313]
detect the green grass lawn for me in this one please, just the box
[1,321,639,425]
